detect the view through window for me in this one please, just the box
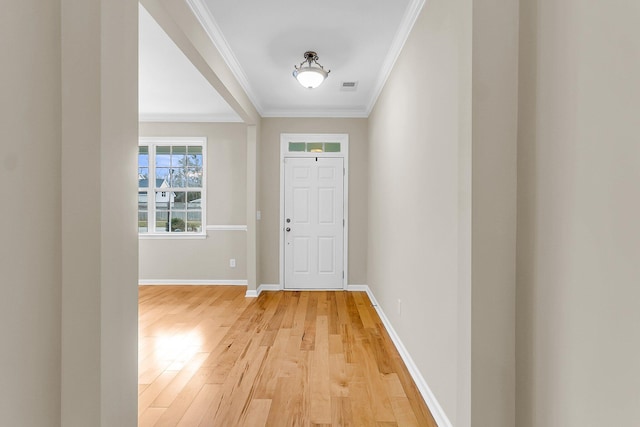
[138,138,206,235]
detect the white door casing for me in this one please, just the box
[284,157,344,289]
[280,134,349,290]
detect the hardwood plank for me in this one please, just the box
[292,291,310,334]
[239,398,272,427]
[366,326,394,375]
[349,380,377,426]
[300,292,318,351]
[329,333,344,355]
[202,343,269,425]
[178,383,221,427]
[345,292,366,339]
[354,340,396,422]
[390,396,422,427]
[326,292,339,335]
[138,286,437,427]
[317,291,329,317]
[266,376,309,426]
[139,370,178,413]
[151,352,208,408]
[153,368,216,427]
[309,315,331,424]
[138,407,166,427]
[331,396,353,427]
[329,353,349,397]
[253,327,290,399]
[139,383,150,396]
[353,291,376,329]
[383,373,407,398]
[280,291,301,329]
[259,291,288,346]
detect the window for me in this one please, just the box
[288,141,342,153]
[138,137,206,236]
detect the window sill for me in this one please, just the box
[139,233,207,240]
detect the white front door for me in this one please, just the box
[284,157,344,289]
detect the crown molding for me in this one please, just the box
[138,113,243,123]
[366,0,426,115]
[186,0,425,120]
[186,0,264,115]
[261,109,369,119]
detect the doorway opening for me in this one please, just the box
[279,134,349,290]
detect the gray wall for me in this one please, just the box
[2,1,139,426]
[1,1,62,425]
[258,118,368,286]
[367,0,472,424]
[61,0,139,425]
[139,122,248,282]
[516,0,640,425]
[5,1,639,425]
[471,0,519,426]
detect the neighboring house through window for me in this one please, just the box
[138,137,206,236]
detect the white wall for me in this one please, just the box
[139,122,248,282]
[367,0,472,424]
[516,0,640,426]
[0,1,62,425]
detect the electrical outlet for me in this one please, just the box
[230,259,236,268]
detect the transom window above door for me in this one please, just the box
[287,141,342,153]
[138,137,206,237]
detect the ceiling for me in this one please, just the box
[139,0,424,121]
[139,4,242,122]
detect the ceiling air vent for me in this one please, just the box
[340,81,358,91]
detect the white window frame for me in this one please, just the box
[138,136,207,239]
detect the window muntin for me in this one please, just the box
[287,141,342,153]
[138,138,206,235]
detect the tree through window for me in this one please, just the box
[138,138,206,235]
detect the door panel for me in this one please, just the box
[318,188,336,224]
[292,237,310,273]
[318,237,336,273]
[284,157,344,289]
[293,187,310,223]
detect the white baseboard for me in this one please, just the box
[346,284,369,292]
[355,285,452,427]
[139,279,248,286]
[246,284,281,298]
[256,284,281,296]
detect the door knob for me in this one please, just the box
[286,227,291,232]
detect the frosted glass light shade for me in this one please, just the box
[293,66,328,89]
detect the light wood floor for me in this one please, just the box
[138,286,437,427]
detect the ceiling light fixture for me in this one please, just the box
[293,51,330,89]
